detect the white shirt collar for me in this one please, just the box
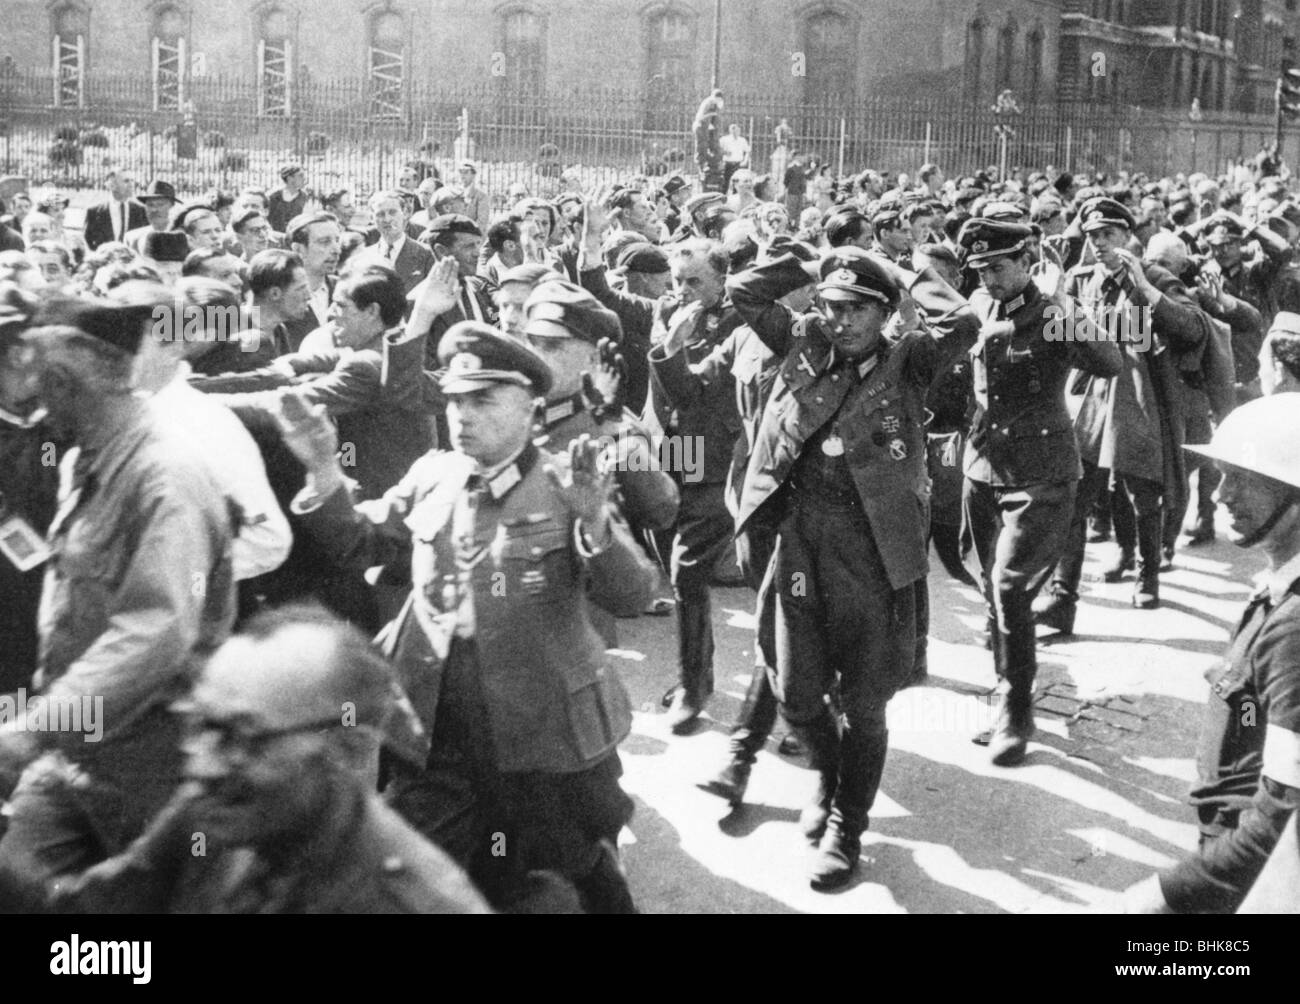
[381,233,406,258]
[1263,550,1300,606]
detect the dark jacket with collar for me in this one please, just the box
[1066,261,1203,488]
[298,444,656,774]
[1160,574,1300,913]
[728,253,960,591]
[83,198,149,250]
[964,280,1122,487]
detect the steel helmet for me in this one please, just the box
[1184,393,1300,490]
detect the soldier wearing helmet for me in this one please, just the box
[1123,393,1300,912]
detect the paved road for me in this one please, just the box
[611,518,1257,913]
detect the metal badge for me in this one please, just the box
[882,415,901,434]
[520,568,548,595]
[821,434,845,457]
[889,438,908,461]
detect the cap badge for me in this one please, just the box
[1088,210,1104,223]
[449,352,483,374]
[830,268,857,284]
[971,240,989,254]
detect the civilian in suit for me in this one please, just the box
[124,180,181,254]
[285,212,343,351]
[83,170,149,250]
[457,161,492,234]
[351,191,433,296]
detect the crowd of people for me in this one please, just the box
[0,126,1297,914]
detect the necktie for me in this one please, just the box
[384,243,394,261]
[115,201,124,242]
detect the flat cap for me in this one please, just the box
[1078,196,1136,233]
[422,214,482,241]
[615,242,670,274]
[816,247,900,306]
[958,218,1034,269]
[31,295,155,355]
[498,263,559,288]
[141,230,190,263]
[524,279,622,346]
[980,201,1027,222]
[437,320,553,396]
[172,202,214,231]
[663,174,689,196]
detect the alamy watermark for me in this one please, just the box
[1043,303,1152,353]
[151,304,261,353]
[0,689,103,742]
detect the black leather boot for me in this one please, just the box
[573,839,637,914]
[810,722,886,890]
[1133,507,1162,609]
[794,707,841,843]
[1032,584,1076,635]
[989,621,1036,766]
[1101,548,1135,583]
[698,668,777,806]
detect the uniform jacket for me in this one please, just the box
[1066,261,1203,488]
[1160,575,1300,913]
[83,198,148,250]
[56,785,492,914]
[576,265,657,416]
[297,444,656,775]
[196,329,434,500]
[648,323,778,515]
[964,281,1122,487]
[728,253,961,591]
[539,396,680,533]
[580,268,743,487]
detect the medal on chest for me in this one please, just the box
[889,438,908,461]
[821,431,845,457]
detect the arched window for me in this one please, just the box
[803,9,855,104]
[51,3,88,109]
[500,8,545,97]
[368,8,405,121]
[646,6,696,99]
[1025,28,1044,103]
[966,19,985,102]
[152,4,187,111]
[996,24,1017,93]
[257,7,293,117]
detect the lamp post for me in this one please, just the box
[711,0,722,91]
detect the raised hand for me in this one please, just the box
[581,336,625,417]
[409,256,461,321]
[276,390,340,481]
[544,434,615,542]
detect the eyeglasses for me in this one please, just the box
[177,709,345,760]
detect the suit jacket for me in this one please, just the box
[414,276,499,368]
[0,223,22,252]
[299,443,656,774]
[282,274,338,353]
[84,198,149,250]
[196,330,434,501]
[352,238,434,295]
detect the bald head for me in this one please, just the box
[1145,231,1188,275]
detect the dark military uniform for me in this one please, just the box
[295,326,655,912]
[53,786,492,914]
[729,249,962,881]
[957,220,1122,761]
[1049,201,1205,609]
[1159,564,1300,912]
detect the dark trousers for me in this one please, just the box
[963,478,1075,697]
[670,483,736,701]
[386,640,635,913]
[1107,474,1165,577]
[1165,392,1217,547]
[1053,461,1114,597]
[727,520,779,764]
[762,495,912,835]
